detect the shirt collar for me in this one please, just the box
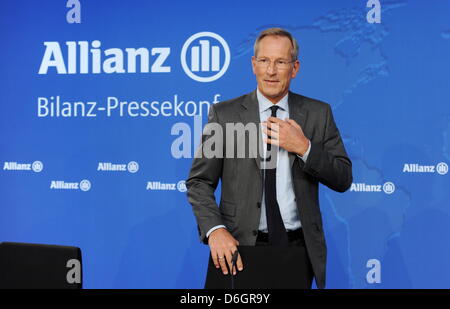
[256,88,289,113]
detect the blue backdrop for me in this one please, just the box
[1,0,449,288]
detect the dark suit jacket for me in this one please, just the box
[186,90,352,289]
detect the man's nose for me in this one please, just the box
[266,62,277,75]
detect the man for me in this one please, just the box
[186,28,352,289]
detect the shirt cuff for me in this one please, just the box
[206,225,227,238]
[297,140,311,162]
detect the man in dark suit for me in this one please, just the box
[186,28,352,289]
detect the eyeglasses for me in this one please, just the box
[255,57,295,70]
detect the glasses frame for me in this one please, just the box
[254,57,296,70]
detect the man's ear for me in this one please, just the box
[251,56,257,74]
[291,60,300,78]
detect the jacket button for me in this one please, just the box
[257,202,261,208]
[252,230,258,236]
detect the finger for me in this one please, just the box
[263,127,280,143]
[262,121,280,133]
[229,254,238,276]
[264,137,279,146]
[268,122,280,133]
[286,118,306,140]
[211,250,220,269]
[263,127,279,138]
[286,118,301,129]
[228,248,240,275]
[218,254,229,275]
[270,129,280,141]
[268,118,288,130]
[267,116,284,124]
[264,122,281,135]
[225,251,234,275]
[236,253,244,272]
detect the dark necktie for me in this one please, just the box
[264,105,288,246]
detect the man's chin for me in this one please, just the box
[260,89,282,99]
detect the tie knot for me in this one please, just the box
[269,105,280,117]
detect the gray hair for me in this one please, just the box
[253,27,299,61]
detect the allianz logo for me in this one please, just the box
[350,182,395,194]
[38,32,230,83]
[146,180,187,193]
[3,161,43,172]
[97,161,139,173]
[403,162,448,175]
[50,179,91,191]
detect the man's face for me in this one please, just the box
[252,35,300,103]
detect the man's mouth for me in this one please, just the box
[264,80,279,84]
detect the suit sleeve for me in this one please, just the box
[302,104,353,192]
[186,104,225,243]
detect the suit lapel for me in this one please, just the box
[239,90,262,172]
[287,92,307,167]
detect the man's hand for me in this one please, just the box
[262,117,309,156]
[208,228,243,275]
